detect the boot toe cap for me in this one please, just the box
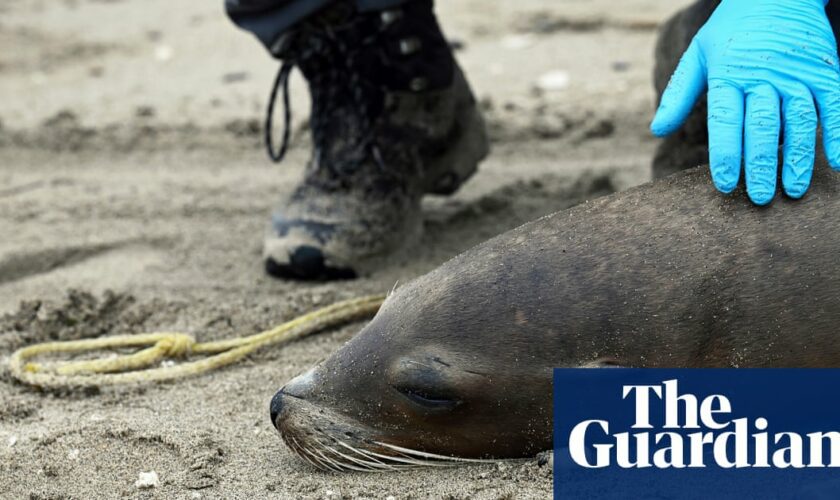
[264,244,357,281]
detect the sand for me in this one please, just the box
[0,0,694,498]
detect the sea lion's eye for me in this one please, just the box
[393,385,461,410]
[390,357,463,411]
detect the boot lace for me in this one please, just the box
[264,15,390,175]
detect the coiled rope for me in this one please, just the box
[8,295,385,389]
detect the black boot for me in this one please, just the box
[263,0,488,280]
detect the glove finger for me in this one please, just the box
[707,80,744,194]
[811,72,840,170]
[650,40,707,137]
[781,85,817,199]
[744,84,781,206]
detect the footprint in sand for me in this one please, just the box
[0,239,171,314]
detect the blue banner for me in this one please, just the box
[554,369,840,500]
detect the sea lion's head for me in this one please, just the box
[270,271,557,471]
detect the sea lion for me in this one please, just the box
[270,163,840,471]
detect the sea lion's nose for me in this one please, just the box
[270,368,317,429]
[270,390,285,429]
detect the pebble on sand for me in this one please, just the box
[501,34,536,50]
[8,436,17,448]
[535,70,570,92]
[135,471,160,489]
[154,45,173,62]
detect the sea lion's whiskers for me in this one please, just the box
[309,441,353,472]
[374,442,495,464]
[318,441,387,472]
[334,440,423,470]
[361,448,454,468]
[298,450,324,470]
[290,436,329,470]
[292,429,484,471]
[287,430,375,472]
[287,436,324,470]
[331,438,409,471]
[296,450,320,469]
[310,428,425,472]
[331,440,399,471]
[307,447,341,472]
[310,445,343,471]
[308,455,334,471]
[299,447,329,470]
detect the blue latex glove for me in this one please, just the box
[651,0,840,205]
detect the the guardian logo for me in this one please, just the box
[554,369,840,499]
[568,379,840,469]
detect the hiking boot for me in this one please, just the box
[262,0,489,280]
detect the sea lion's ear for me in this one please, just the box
[580,358,625,369]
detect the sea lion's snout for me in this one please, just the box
[270,365,400,472]
[270,368,316,428]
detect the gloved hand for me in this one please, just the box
[651,0,840,205]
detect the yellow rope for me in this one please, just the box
[8,295,385,388]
